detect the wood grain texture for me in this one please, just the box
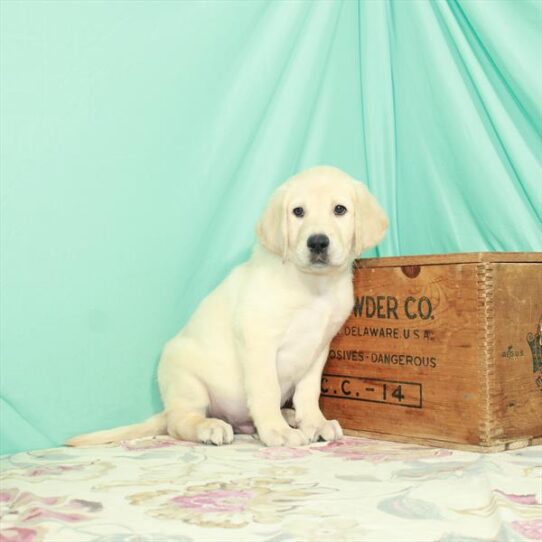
[492,264,542,441]
[355,252,542,268]
[320,253,542,451]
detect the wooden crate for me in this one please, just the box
[320,252,542,452]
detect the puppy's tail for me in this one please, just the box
[65,412,167,447]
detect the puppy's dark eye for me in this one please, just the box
[334,205,347,216]
[293,207,305,218]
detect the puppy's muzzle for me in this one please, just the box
[307,234,330,264]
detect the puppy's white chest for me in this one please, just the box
[276,294,340,388]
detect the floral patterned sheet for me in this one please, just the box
[1,435,541,542]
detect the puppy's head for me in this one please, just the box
[256,166,388,273]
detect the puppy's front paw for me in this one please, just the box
[299,418,343,443]
[258,424,309,447]
[196,418,234,445]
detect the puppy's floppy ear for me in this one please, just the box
[353,180,388,255]
[256,185,289,260]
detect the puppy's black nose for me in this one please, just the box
[307,234,330,253]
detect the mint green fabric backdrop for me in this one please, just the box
[1,0,540,455]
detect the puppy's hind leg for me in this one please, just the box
[167,407,234,446]
[159,338,234,446]
[162,374,234,446]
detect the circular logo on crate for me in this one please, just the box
[527,316,542,391]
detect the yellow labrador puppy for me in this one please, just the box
[68,166,387,447]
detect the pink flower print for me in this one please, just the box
[0,489,60,508]
[21,507,88,524]
[27,465,84,477]
[171,489,255,514]
[128,477,330,528]
[316,437,452,462]
[121,437,194,451]
[512,519,542,540]
[0,488,102,534]
[495,490,539,505]
[0,527,40,542]
[257,447,311,460]
[2,460,114,482]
